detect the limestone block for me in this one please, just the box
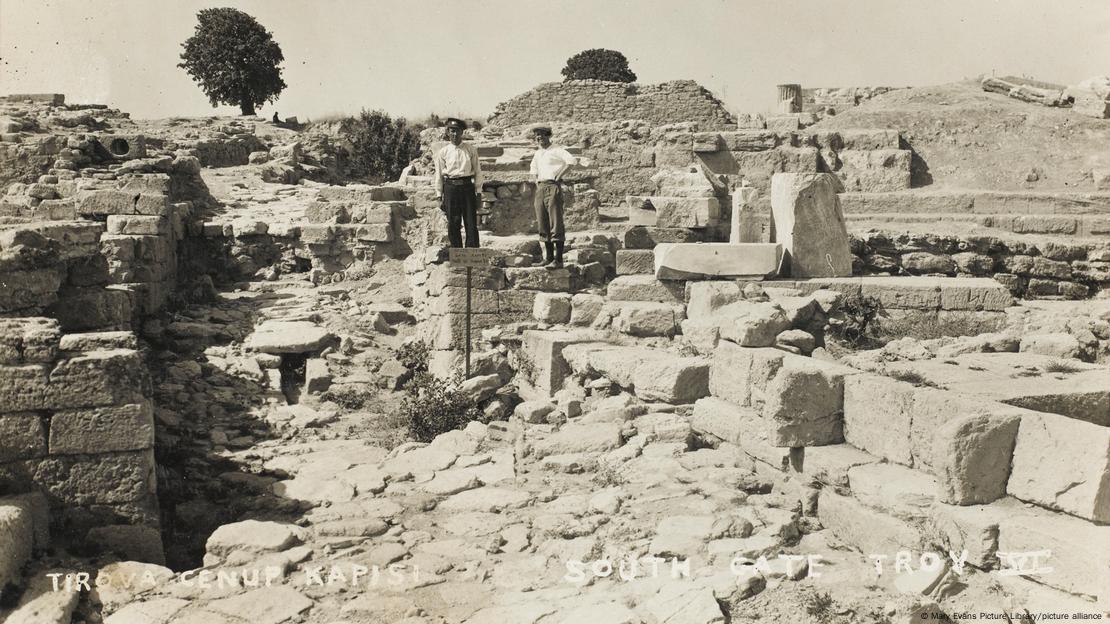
[48,402,154,455]
[0,413,46,460]
[719,130,780,152]
[0,268,64,312]
[563,344,709,404]
[0,318,60,365]
[837,129,902,151]
[431,286,499,315]
[685,281,743,321]
[611,301,686,337]
[623,226,704,249]
[353,223,394,243]
[48,287,132,331]
[615,249,655,275]
[627,196,720,228]
[708,342,784,408]
[842,373,915,466]
[848,463,937,521]
[654,242,781,280]
[927,503,1001,570]
[247,321,336,354]
[485,290,530,316]
[994,497,1110,605]
[106,215,168,236]
[817,490,925,555]
[521,330,600,396]
[533,293,572,324]
[712,301,791,347]
[1007,412,1110,522]
[58,332,138,353]
[422,313,515,350]
[789,444,878,489]
[0,498,34,591]
[762,357,844,447]
[1019,333,1081,359]
[691,397,763,447]
[933,412,1020,505]
[607,275,685,303]
[836,149,912,192]
[730,185,763,243]
[304,358,331,395]
[504,267,570,292]
[76,190,140,216]
[86,525,165,565]
[0,449,156,505]
[305,201,350,224]
[317,184,405,202]
[770,173,852,278]
[569,293,604,326]
[206,519,306,558]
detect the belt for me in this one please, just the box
[445,175,473,181]
[537,179,560,184]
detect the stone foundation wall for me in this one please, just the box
[0,319,160,560]
[851,232,1110,299]
[487,80,735,130]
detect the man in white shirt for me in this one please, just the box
[433,118,483,248]
[529,126,576,268]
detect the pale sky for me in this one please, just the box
[2,0,1109,121]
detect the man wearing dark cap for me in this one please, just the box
[529,126,577,268]
[433,118,483,248]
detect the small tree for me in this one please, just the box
[338,109,422,183]
[178,8,287,115]
[561,48,637,83]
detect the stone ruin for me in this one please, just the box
[0,80,1107,622]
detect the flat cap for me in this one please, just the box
[445,117,467,130]
[530,125,553,137]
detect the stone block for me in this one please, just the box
[837,129,902,151]
[504,267,570,292]
[708,342,784,408]
[247,321,336,354]
[606,275,685,303]
[0,318,60,365]
[533,293,572,324]
[623,226,704,250]
[0,449,156,505]
[789,444,878,489]
[86,524,165,565]
[848,463,937,521]
[304,358,331,394]
[611,301,686,337]
[431,286,499,315]
[423,313,515,350]
[933,412,1020,505]
[817,490,925,555]
[615,249,655,275]
[569,293,604,326]
[48,402,154,455]
[691,397,763,448]
[0,498,34,590]
[1007,411,1110,522]
[58,331,138,352]
[521,330,601,396]
[653,243,781,280]
[836,149,912,192]
[685,281,743,321]
[106,215,168,236]
[0,413,46,460]
[497,289,537,314]
[563,344,709,404]
[48,287,132,331]
[1013,215,1077,235]
[0,267,63,312]
[76,190,140,216]
[627,196,720,228]
[711,301,792,347]
[762,356,845,447]
[770,173,852,278]
[316,184,405,202]
[730,185,763,243]
[842,373,915,466]
[927,503,1001,570]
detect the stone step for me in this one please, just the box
[653,242,781,280]
[562,342,710,404]
[772,276,1014,311]
[840,190,1110,217]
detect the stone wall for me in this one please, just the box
[487,80,735,130]
[801,86,905,113]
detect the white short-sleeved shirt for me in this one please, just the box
[530,146,576,182]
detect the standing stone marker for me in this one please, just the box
[730,184,762,243]
[770,173,852,278]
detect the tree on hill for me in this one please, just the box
[561,49,637,83]
[338,110,422,183]
[178,8,287,116]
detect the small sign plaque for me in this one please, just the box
[448,248,498,268]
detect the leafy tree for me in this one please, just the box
[561,48,637,83]
[338,109,422,182]
[178,8,287,115]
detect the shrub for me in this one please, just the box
[338,109,422,183]
[178,8,286,115]
[394,372,483,443]
[829,293,884,345]
[394,339,430,374]
[561,49,637,83]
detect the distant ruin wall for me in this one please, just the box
[801,86,905,113]
[487,80,735,130]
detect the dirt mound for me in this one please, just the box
[812,81,1110,192]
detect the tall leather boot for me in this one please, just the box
[548,241,564,269]
[541,242,554,266]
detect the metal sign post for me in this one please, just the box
[448,248,498,379]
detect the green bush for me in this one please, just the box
[338,109,422,183]
[561,49,637,83]
[829,293,884,346]
[395,372,483,443]
[394,340,430,374]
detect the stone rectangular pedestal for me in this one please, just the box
[653,243,781,280]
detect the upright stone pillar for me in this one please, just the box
[776,84,802,114]
[730,185,762,243]
[770,173,852,278]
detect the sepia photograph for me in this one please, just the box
[1,0,1109,621]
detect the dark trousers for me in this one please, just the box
[443,178,480,248]
[534,181,565,242]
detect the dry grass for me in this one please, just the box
[1043,359,1084,374]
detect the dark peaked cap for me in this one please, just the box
[531,126,553,137]
[445,118,467,130]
